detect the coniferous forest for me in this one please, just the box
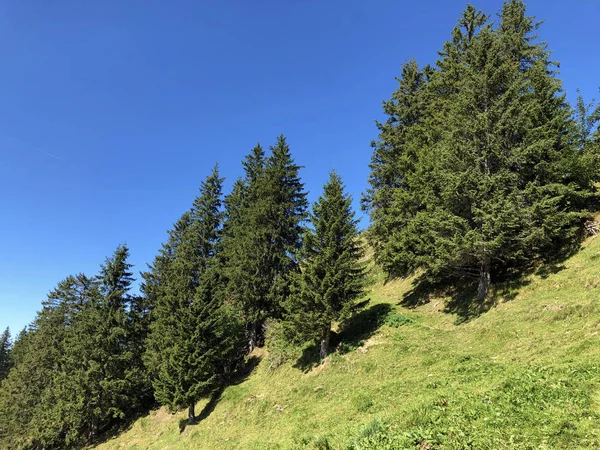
[1,1,600,448]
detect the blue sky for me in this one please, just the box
[1,0,598,335]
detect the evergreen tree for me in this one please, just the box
[142,211,193,382]
[146,167,243,423]
[56,245,144,444]
[362,59,432,275]
[223,136,308,350]
[286,172,367,359]
[221,145,265,242]
[0,328,10,382]
[364,0,598,300]
[7,327,27,367]
[0,274,96,449]
[152,268,242,423]
[573,91,600,186]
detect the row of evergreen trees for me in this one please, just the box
[1,1,599,448]
[0,136,367,448]
[363,1,600,298]
[0,248,151,448]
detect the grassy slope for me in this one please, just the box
[95,233,600,449]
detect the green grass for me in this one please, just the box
[94,233,600,449]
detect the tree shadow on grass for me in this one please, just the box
[293,302,392,372]
[179,386,225,433]
[334,302,392,351]
[93,405,157,447]
[400,275,439,309]
[442,278,532,324]
[178,355,261,433]
[399,272,531,324]
[536,263,567,279]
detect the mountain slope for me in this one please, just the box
[95,232,600,449]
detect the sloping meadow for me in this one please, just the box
[94,232,600,449]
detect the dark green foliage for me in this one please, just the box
[284,172,366,359]
[0,247,152,449]
[145,166,244,422]
[364,0,600,300]
[0,274,97,448]
[7,327,28,367]
[1,2,599,446]
[574,91,600,186]
[222,136,308,350]
[59,245,148,443]
[0,328,10,382]
[384,313,413,328]
[362,59,431,274]
[142,211,192,382]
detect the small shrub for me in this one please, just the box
[264,320,303,370]
[312,435,332,449]
[353,394,374,412]
[330,353,345,365]
[337,340,364,354]
[384,313,413,328]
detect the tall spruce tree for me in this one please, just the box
[7,327,27,368]
[362,59,432,275]
[364,0,598,300]
[142,211,193,382]
[223,137,307,350]
[146,167,243,423]
[574,91,600,187]
[0,328,10,382]
[286,172,367,359]
[57,245,145,443]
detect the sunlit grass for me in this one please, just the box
[94,233,600,449]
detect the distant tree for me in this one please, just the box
[0,247,152,448]
[7,327,27,367]
[0,328,10,382]
[573,91,600,187]
[0,274,96,449]
[285,172,367,359]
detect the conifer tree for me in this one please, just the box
[365,0,598,300]
[574,92,600,185]
[57,245,144,443]
[223,137,307,350]
[221,145,265,242]
[286,172,367,359]
[0,328,10,382]
[142,211,193,381]
[362,59,431,275]
[146,167,243,423]
[7,327,27,367]
[0,274,96,449]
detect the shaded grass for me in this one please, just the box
[94,234,600,450]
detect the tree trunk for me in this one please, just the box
[248,321,265,352]
[320,326,331,360]
[248,321,258,353]
[89,394,100,441]
[188,403,196,424]
[477,257,491,301]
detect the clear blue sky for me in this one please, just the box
[1,0,598,334]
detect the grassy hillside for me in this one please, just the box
[95,231,600,449]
